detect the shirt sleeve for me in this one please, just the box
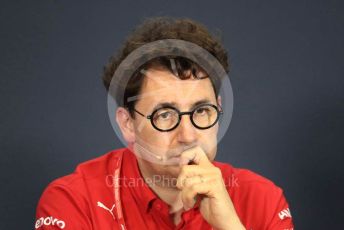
[266,187,294,230]
[35,182,92,230]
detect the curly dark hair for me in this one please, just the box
[102,17,230,117]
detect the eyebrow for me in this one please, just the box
[151,99,212,112]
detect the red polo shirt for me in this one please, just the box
[35,148,294,229]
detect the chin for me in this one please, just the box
[161,164,183,178]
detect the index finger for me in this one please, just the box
[180,146,212,167]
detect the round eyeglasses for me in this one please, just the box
[133,103,223,132]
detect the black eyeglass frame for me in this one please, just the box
[133,103,223,132]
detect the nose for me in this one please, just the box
[177,114,197,144]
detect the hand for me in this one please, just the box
[176,146,245,230]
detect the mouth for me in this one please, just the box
[167,145,197,157]
[163,154,187,166]
[168,154,195,166]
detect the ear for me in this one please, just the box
[115,107,136,143]
[217,95,222,107]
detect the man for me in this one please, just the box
[35,17,294,230]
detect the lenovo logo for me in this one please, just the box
[35,216,66,229]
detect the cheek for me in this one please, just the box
[134,122,172,147]
[199,126,219,160]
[200,124,218,141]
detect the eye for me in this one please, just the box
[154,109,175,121]
[195,107,210,115]
[158,111,172,120]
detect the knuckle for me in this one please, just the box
[190,183,198,193]
[183,178,189,187]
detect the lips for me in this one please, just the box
[167,153,182,161]
[167,145,197,158]
[168,152,195,166]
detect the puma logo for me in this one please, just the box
[97,201,116,220]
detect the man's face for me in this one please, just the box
[129,68,220,177]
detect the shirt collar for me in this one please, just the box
[121,148,158,213]
[121,148,204,213]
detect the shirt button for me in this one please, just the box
[155,203,162,210]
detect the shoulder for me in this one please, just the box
[38,148,126,200]
[35,148,126,229]
[45,148,125,188]
[213,160,280,193]
[213,161,293,229]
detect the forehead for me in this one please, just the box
[138,69,216,107]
